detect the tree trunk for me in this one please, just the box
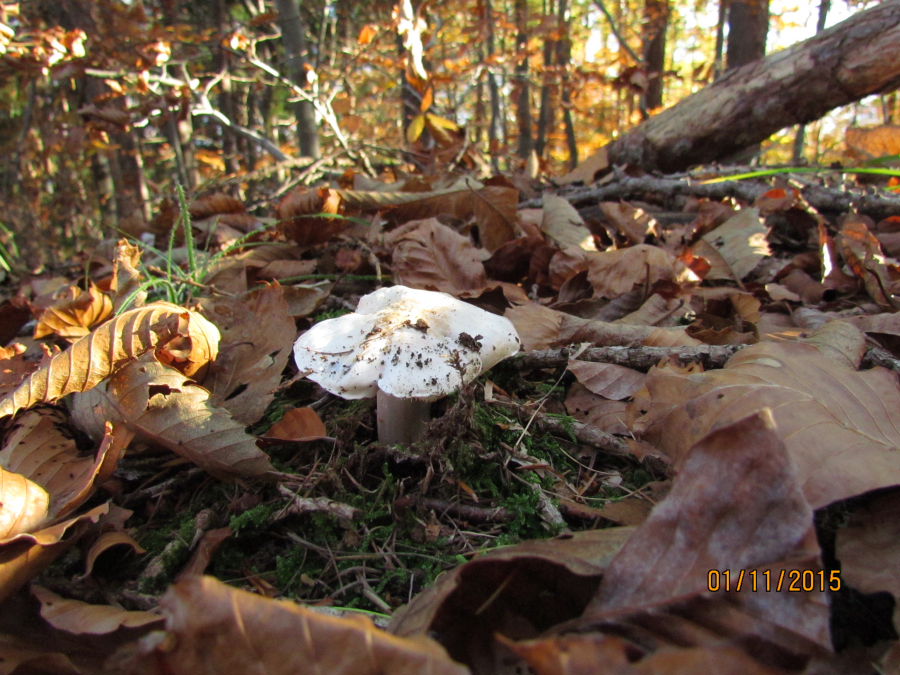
[514,0,533,160]
[642,0,669,111]
[485,0,502,172]
[557,0,577,169]
[792,0,830,163]
[275,0,320,158]
[726,0,769,70]
[566,0,900,179]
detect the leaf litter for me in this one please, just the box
[0,167,898,674]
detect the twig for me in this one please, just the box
[490,396,632,459]
[395,495,514,523]
[505,344,743,372]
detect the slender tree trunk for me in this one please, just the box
[725,0,769,161]
[275,0,320,158]
[214,0,241,176]
[557,0,577,169]
[514,0,533,160]
[485,0,502,171]
[713,0,727,79]
[792,0,830,163]
[536,0,557,158]
[642,0,670,110]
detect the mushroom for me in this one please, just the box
[292,285,521,444]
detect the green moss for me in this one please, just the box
[229,502,277,534]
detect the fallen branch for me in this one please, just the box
[506,344,743,372]
[526,173,900,221]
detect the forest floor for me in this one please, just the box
[1,162,899,674]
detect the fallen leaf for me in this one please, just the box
[266,406,328,441]
[629,322,900,507]
[202,285,295,425]
[0,302,221,419]
[33,283,113,340]
[541,194,596,251]
[0,503,109,603]
[388,218,487,294]
[0,465,49,539]
[70,357,274,479]
[33,585,162,634]
[691,208,770,281]
[111,575,468,675]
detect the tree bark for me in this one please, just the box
[726,0,769,70]
[275,0,320,159]
[514,0,533,160]
[567,0,900,179]
[642,0,669,110]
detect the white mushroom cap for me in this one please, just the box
[293,285,521,400]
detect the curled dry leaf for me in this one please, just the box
[0,302,220,419]
[0,465,49,539]
[567,360,645,400]
[390,528,633,669]
[585,244,689,299]
[0,503,108,604]
[111,575,468,675]
[110,239,145,312]
[1,408,130,520]
[837,215,900,308]
[33,585,162,635]
[83,530,146,579]
[629,322,900,508]
[33,282,114,340]
[572,411,831,669]
[76,357,273,479]
[834,491,900,635]
[277,186,349,247]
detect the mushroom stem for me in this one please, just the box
[376,389,431,445]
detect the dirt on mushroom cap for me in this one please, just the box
[293,286,521,400]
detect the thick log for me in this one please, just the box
[566,0,900,180]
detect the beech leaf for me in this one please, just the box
[0,302,220,419]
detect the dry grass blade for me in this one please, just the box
[0,302,220,419]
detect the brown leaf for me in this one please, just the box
[112,575,468,675]
[600,201,659,244]
[33,585,162,635]
[266,407,327,441]
[83,530,145,578]
[34,283,114,340]
[390,528,633,670]
[834,490,900,634]
[0,465,49,539]
[1,409,130,519]
[78,357,274,479]
[629,324,900,507]
[691,208,770,281]
[110,239,145,312]
[0,302,220,419]
[837,215,900,308]
[567,360,645,400]
[388,218,487,294]
[0,503,108,604]
[202,285,295,425]
[586,410,817,614]
[278,187,349,247]
[585,245,685,299]
[541,194,596,251]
